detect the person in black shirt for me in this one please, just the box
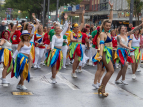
[20,20,25,33]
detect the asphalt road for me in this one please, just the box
[0,62,143,107]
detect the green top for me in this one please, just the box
[91,30,97,48]
[49,29,55,42]
[63,35,67,46]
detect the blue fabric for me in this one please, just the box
[80,44,83,61]
[50,48,61,67]
[0,48,4,62]
[100,40,104,44]
[30,42,35,46]
[92,54,97,63]
[117,48,128,65]
[105,36,112,43]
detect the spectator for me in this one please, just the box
[0,21,6,34]
[127,23,133,32]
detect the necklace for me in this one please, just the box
[134,34,139,40]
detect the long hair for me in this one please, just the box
[23,22,30,30]
[100,19,111,33]
[1,30,10,40]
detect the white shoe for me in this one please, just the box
[63,66,66,69]
[78,69,82,73]
[115,80,122,84]
[20,85,27,90]
[136,68,141,72]
[121,80,128,85]
[34,65,38,69]
[132,74,136,80]
[87,62,90,66]
[128,65,131,69]
[2,78,10,84]
[42,63,45,66]
[37,65,41,69]
[50,77,57,84]
[16,84,21,89]
[98,82,101,87]
[92,83,99,89]
[71,73,77,78]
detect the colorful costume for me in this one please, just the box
[70,31,83,61]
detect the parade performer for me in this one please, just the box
[11,26,21,53]
[97,1,114,97]
[65,24,72,66]
[92,26,105,89]
[0,21,18,86]
[34,24,45,69]
[70,10,85,78]
[115,25,134,85]
[78,28,89,72]
[12,30,32,90]
[128,23,143,79]
[45,14,68,84]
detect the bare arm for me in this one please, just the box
[99,33,105,56]
[85,37,89,49]
[32,13,40,31]
[10,21,18,38]
[0,39,6,46]
[70,33,77,42]
[127,22,143,36]
[128,34,133,48]
[109,1,113,22]
[79,10,85,31]
[117,36,131,49]
[61,14,68,36]
[16,41,24,51]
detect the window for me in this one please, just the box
[85,4,89,10]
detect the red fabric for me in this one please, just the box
[112,37,117,48]
[81,32,88,44]
[92,27,100,49]
[118,50,125,65]
[11,30,21,44]
[125,50,133,63]
[43,33,50,45]
[140,35,143,48]
[73,44,81,59]
[51,26,54,29]
[56,51,60,70]
[34,34,45,49]
[1,30,10,40]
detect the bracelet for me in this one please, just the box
[110,9,113,11]
[99,55,102,57]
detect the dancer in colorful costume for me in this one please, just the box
[97,1,114,97]
[115,25,135,85]
[45,14,68,84]
[70,10,85,78]
[92,26,105,89]
[128,23,143,79]
[12,30,32,90]
[0,22,18,86]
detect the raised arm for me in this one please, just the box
[61,14,68,36]
[127,22,143,36]
[32,13,40,30]
[79,10,85,31]
[10,21,18,38]
[109,1,113,22]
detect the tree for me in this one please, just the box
[4,0,81,22]
[127,0,143,25]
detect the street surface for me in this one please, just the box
[0,63,143,107]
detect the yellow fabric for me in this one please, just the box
[34,30,37,35]
[137,52,140,61]
[30,44,35,60]
[4,49,9,67]
[74,23,78,27]
[114,51,118,60]
[65,31,72,46]
[20,57,24,65]
[94,52,101,62]
[23,59,29,81]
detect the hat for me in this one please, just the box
[20,30,30,39]
[17,24,22,28]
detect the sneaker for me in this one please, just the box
[37,65,41,69]
[71,73,77,78]
[92,83,99,89]
[136,68,141,72]
[63,66,66,69]
[34,65,38,69]
[128,65,131,69]
[98,82,101,87]
[121,80,128,85]
[132,74,136,80]
[86,62,90,66]
[78,69,82,73]
[20,85,27,90]
[115,80,122,84]
[16,84,21,89]
[42,63,46,66]
[50,77,57,84]
[2,78,10,84]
